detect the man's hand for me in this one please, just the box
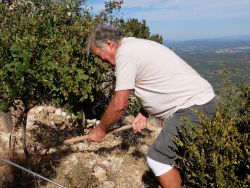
[132,112,147,133]
[87,90,130,142]
[87,125,106,142]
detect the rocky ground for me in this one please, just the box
[0,105,162,188]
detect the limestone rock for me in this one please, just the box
[139,144,149,155]
[93,165,107,182]
[0,112,13,133]
[99,181,115,188]
[0,132,11,149]
[101,156,124,173]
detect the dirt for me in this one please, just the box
[0,105,161,188]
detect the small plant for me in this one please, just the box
[126,96,141,116]
[175,66,250,187]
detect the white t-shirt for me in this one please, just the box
[115,37,215,119]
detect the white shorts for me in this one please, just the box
[147,157,173,176]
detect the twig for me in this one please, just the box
[63,124,131,145]
[37,125,132,155]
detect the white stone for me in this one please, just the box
[87,160,97,169]
[99,181,115,188]
[68,154,78,165]
[86,119,97,124]
[73,142,89,151]
[101,156,123,172]
[61,112,67,117]
[86,119,97,128]
[0,132,11,148]
[139,144,149,155]
[47,106,55,113]
[0,112,13,132]
[55,109,62,116]
[36,106,44,113]
[93,165,107,182]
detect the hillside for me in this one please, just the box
[165,38,250,90]
[0,105,161,187]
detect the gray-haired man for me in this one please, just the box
[87,24,216,188]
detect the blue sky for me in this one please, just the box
[87,0,250,41]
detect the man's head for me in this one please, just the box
[87,24,124,65]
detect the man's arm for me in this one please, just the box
[88,90,130,142]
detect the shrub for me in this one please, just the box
[0,0,162,155]
[126,95,141,116]
[175,68,249,187]
[0,0,123,155]
[0,0,108,118]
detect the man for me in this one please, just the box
[87,24,216,188]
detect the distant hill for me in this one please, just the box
[164,35,250,52]
[204,35,250,42]
[165,35,250,44]
[163,36,250,90]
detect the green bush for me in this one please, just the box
[175,69,249,187]
[0,0,104,116]
[121,18,163,44]
[0,0,132,122]
[0,0,162,122]
[0,0,126,154]
[126,95,141,116]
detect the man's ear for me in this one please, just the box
[105,39,115,47]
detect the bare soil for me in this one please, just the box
[0,105,161,188]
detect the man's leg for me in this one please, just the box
[147,98,217,187]
[147,157,181,188]
[157,168,181,188]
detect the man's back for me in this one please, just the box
[115,37,215,119]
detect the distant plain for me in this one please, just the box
[166,38,250,91]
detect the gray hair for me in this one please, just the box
[87,24,124,53]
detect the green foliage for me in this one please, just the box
[0,0,163,122]
[0,0,115,118]
[126,96,141,116]
[175,68,249,187]
[121,18,163,44]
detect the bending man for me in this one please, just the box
[87,24,216,188]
